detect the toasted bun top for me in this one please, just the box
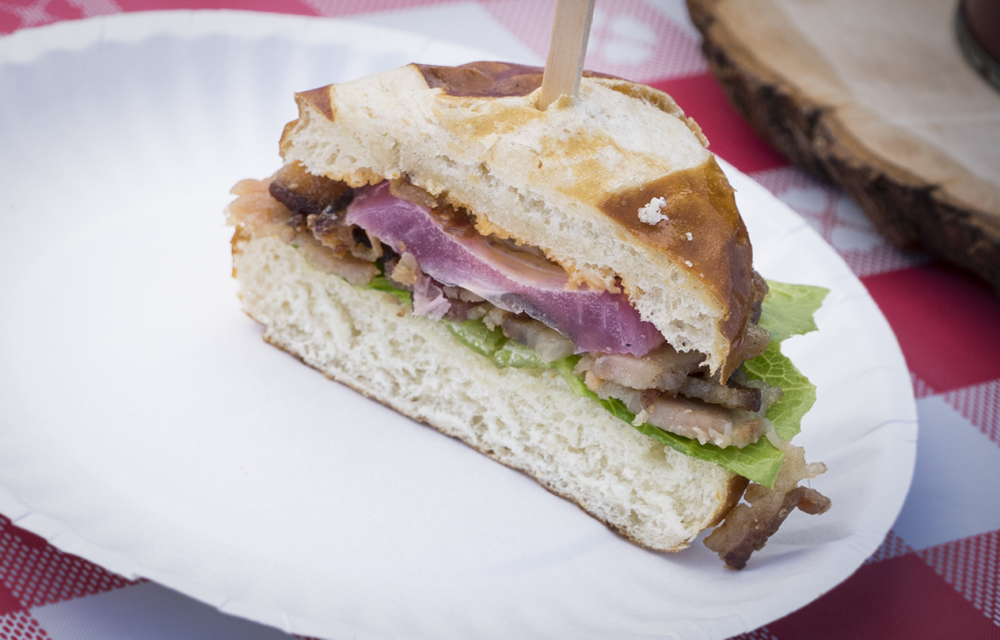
[279,61,757,377]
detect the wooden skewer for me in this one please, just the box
[538,0,597,110]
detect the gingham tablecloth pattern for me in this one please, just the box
[2,1,999,638]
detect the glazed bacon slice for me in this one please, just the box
[226,177,378,287]
[705,444,831,569]
[574,343,780,448]
[269,161,354,220]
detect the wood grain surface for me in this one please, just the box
[687,0,1000,294]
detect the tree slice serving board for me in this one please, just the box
[687,0,1000,293]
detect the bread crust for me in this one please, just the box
[278,62,758,377]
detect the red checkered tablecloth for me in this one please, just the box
[2,1,999,638]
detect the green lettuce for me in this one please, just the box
[367,275,412,305]
[443,280,827,487]
[744,281,828,442]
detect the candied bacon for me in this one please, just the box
[269,161,354,217]
[750,272,768,323]
[589,345,705,394]
[680,376,762,412]
[307,211,356,257]
[389,176,440,209]
[584,344,772,415]
[429,204,477,238]
[704,444,831,569]
[390,176,478,237]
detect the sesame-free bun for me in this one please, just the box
[279,62,758,377]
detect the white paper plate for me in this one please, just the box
[0,11,917,640]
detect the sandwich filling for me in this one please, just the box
[227,161,831,569]
[238,162,783,451]
[227,62,832,569]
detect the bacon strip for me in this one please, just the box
[704,444,831,569]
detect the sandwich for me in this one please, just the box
[225,61,831,569]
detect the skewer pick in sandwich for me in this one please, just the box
[225,61,831,569]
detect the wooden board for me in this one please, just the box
[687,0,1000,293]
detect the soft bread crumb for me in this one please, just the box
[233,234,738,552]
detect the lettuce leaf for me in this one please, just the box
[743,281,828,442]
[756,280,826,343]
[443,280,827,487]
[367,275,412,306]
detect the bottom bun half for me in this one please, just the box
[233,234,744,552]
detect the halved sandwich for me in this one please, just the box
[225,61,830,569]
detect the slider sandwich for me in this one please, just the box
[226,62,831,569]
